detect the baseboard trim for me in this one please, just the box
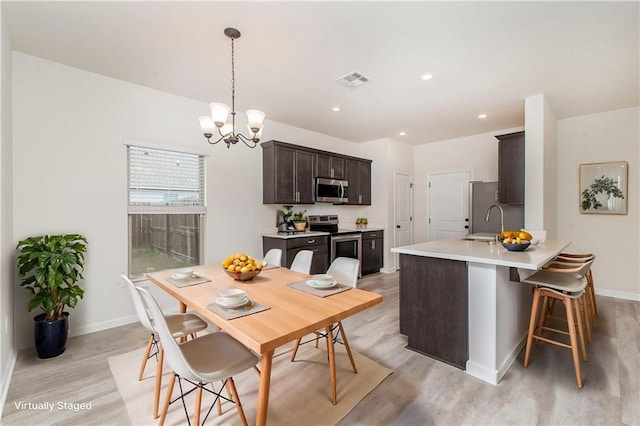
[380,267,396,274]
[0,348,17,419]
[596,288,640,302]
[68,314,138,338]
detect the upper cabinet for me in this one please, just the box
[345,159,372,205]
[496,131,525,204]
[262,141,315,204]
[262,140,372,205]
[316,153,346,179]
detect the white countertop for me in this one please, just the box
[262,231,330,239]
[391,238,570,270]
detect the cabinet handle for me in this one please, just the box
[307,239,316,244]
[372,240,376,249]
[359,195,362,203]
[370,234,376,237]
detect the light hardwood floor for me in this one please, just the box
[3,271,639,425]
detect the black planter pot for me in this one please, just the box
[33,312,69,359]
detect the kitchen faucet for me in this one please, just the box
[485,204,504,233]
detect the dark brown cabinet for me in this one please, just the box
[399,254,468,369]
[316,153,346,179]
[262,235,329,275]
[361,230,383,275]
[345,159,372,205]
[262,141,315,204]
[496,131,525,204]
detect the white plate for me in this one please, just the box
[306,279,337,289]
[216,296,250,309]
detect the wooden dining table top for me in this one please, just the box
[147,264,383,355]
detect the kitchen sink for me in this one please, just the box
[463,233,498,242]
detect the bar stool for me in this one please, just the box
[522,259,594,388]
[556,253,597,319]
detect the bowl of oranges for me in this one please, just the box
[499,230,533,252]
[222,253,265,281]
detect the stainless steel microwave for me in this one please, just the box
[315,177,349,203]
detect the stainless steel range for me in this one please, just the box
[308,215,362,275]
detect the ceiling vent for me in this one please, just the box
[335,71,370,88]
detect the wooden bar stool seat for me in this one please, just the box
[522,259,594,389]
[556,253,597,319]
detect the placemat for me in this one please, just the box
[166,275,211,288]
[206,300,270,320]
[287,280,352,298]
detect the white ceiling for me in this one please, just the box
[3,1,638,145]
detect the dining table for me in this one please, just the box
[147,264,383,426]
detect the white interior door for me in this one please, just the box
[394,172,413,269]
[428,170,472,241]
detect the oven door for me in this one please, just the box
[330,233,362,277]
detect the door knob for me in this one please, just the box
[396,225,400,229]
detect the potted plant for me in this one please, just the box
[16,234,88,359]
[292,210,307,231]
[355,217,368,229]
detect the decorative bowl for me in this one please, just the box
[224,268,262,281]
[501,241,531,252]
[171,267,194,280]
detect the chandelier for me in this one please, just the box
[199,28,265,148]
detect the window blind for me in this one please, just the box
[127,145,206,214]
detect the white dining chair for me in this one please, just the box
[137,287,259,426]
[264,248,282,267]
[290,250,314,274]
[121,274,208,419]
[290,257,359,377]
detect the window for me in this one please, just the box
[127,144,206,278]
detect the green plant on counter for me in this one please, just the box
[292,210,307,222]
[355,217,368,225]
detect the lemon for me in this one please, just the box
[227,264,236,271]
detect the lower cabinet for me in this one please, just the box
[262,235,329,275]
[361,230,383,275]
[399,254,468,369]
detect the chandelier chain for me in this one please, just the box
[230,36,236,122]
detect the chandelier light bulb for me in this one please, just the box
[198,116,216,136]
[209,102,231,126]
[246,109,266,131]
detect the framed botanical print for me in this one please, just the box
[579,161,628,214]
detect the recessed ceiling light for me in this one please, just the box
[399,131,407,136]
[477,113,488,119]
[421,74,433,81]
[332,106,341,112]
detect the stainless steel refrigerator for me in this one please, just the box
[468,181,524,235]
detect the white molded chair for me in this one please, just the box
[138,287,259,426]
[121,274,208,419]
[522,259,594,388]
[290,257,360,400]
[264,248,282,267]
[290,250,314,274]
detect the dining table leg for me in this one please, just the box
[325,325,337,405]
[256,349,274,426]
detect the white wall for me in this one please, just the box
[11,53,376,350]
[557,106,639,300]
[0,9,16,417]
[412,127,522,243]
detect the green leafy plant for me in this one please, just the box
[355,217,368,225]
[17,234,88,321]
[292,210,307,222]
[279,206,293,222]
[581,175,624,211]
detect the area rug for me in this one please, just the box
[108,340,392,425]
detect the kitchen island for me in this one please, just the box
[391,238,570,385]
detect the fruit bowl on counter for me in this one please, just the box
[499,230,534,251]
[222,253,265,281]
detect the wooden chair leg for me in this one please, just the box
[337,321,358,373]
[524,288,542,368]
[290,338,302,362]
[158,373,176,426]
[194,383,203,426]
[153,346,164,419]
[588,271,598,316]
[581,293,592,345]
[573,298,587,362]
[138,334,154,381]
[564,297,583,388]
[227,377,249,426]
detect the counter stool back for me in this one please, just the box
[556,253,597,319]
